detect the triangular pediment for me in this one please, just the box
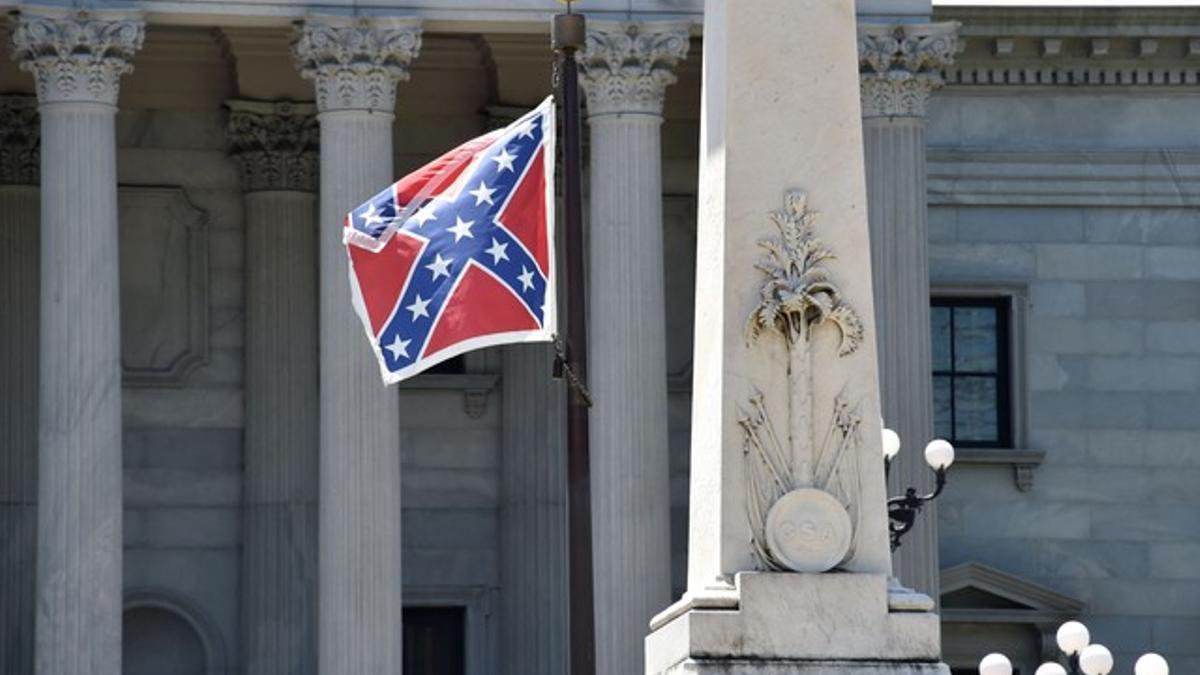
[940,562,1084,622]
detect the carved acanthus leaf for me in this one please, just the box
[226,100,319,193]
[580,21,689,117]
[292,18,422,113]
[11,10,145,105]
[857,22,959,118]
[0,97,39,186]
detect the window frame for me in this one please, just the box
[930,284,1042,491]
[931,295,1014,449]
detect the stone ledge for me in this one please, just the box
[953,447,1045,492]
[396,373,498,391]
[646,573,943,675]
[660,660,950,675]
[398,373,499,419]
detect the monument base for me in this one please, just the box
[646,573,948,675]
[654,660,950,674]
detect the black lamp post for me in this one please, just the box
[882,429,954,552]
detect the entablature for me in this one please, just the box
[935,7,1200,88]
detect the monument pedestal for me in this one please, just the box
[647,574,947,675]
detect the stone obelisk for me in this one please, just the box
[644,0,946,672]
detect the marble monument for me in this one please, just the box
[643,0,947,672]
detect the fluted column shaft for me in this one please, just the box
[228,100,320,675]
[864,117,938,596]
[859,21,959,599]
[499,344,568,675]
[581,20,688,675]
[0,95,39,675]
[10,11,144,675]
[293,18,421,674]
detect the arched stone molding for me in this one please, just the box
[123,588,229,675]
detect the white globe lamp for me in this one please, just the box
[924,439,955,470]
[1079,644,1114,675]
[979,653,1013,675]
[1135,653,1169,675]
[1034,663,1067,675]
[882,427,901,461]
[1056,620,1091,656]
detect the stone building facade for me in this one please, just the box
[0,2,1197,675]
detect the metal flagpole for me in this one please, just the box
[551,4,596,675]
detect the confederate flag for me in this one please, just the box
[344,97,557,384]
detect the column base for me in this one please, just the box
[646,573,947,675]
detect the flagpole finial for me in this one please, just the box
[552,4,586,52]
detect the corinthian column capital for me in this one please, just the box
[292,17,422,114]
[580,21,689,118]
[858,21,959,118]
[10,9,145,105]
[0,96,39,185]
[226,99,319,193]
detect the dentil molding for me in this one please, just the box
[292,17,422,114]
[10,9,145,105]
[226,99,319,193]
[580,21,689,118]
[858,22,960,118]
[0,97,38,185]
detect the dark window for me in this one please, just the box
[931,297,1012,448]
[403,606,465,675]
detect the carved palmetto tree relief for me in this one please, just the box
[742,191,867,571]
[746,191,863,484]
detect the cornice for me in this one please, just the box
[580,20,689,118]
[934,7,1200,36]
[10,8,146,105]
[943,34,1200,88]
[935,7,1200,88]
[0,96,38,185]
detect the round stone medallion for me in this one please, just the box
[764,488,852,573]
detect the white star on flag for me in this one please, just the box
[362,203,384,227]
[385,335,411,359]
[517,266,535,291]
[469,181,497,207]
[448,216,475,242]
[411,204,438,227]
[406,295,431,320]
[486,238,510,264]
[425,253,452,280]
[490,147,517,173]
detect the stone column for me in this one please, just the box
[227,99,320,675]
[858,21,959,600]
[0,94,39,675]
[293,18,421,674]
[10,9,144,675]
[499,344,568,675]
[579,20,688,675]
